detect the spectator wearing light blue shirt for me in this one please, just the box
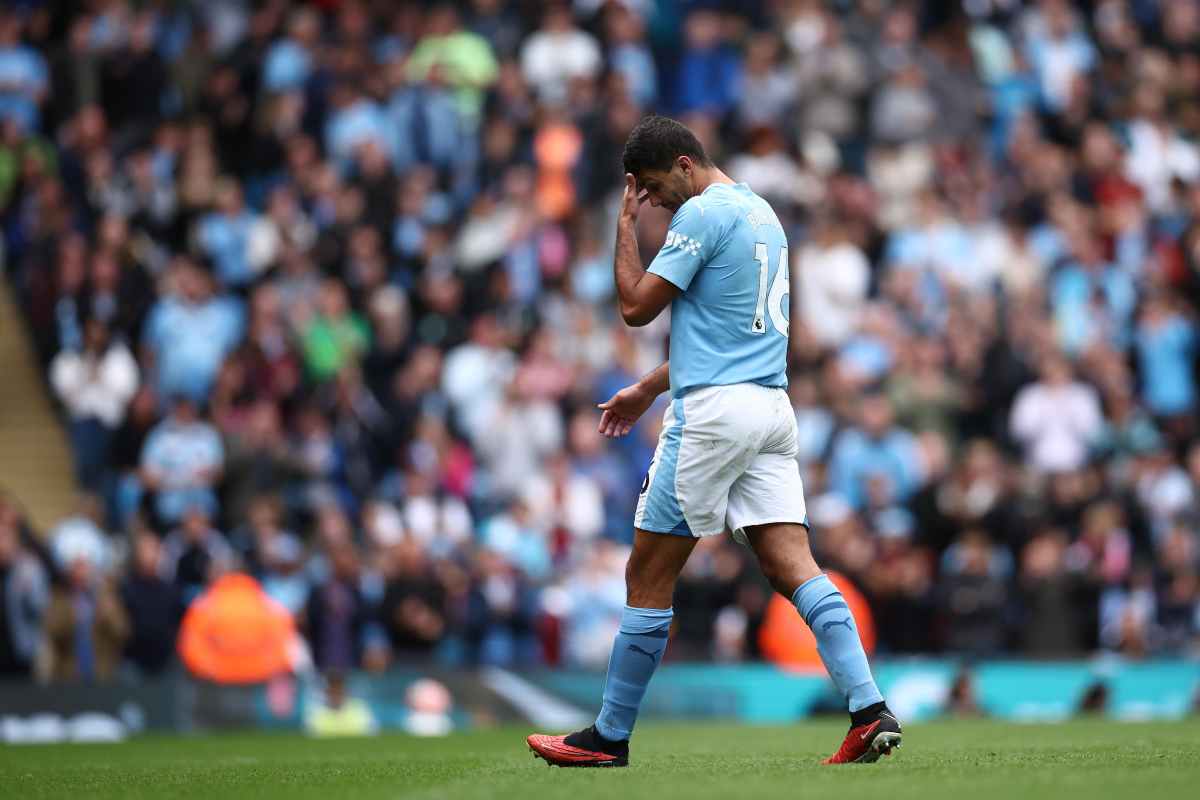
[0,13,48,132]
[606,6,657,109]
[560,540,626,668]
[324,83,389,173]
[885,193,977,291]
[142,259,245,404]
[987,57,1039,160]
[195,178,266,289]
[1051,233,1136,355]
[790,376,836,487]
[1022,2,1095,113]
[261,8,319,93]
[828,393,923,510]
[1135,296,1197,419]
[385,65,472,177]
[837,334,897,385]
[139,396,225,525]
[835,305,903,386]
[481,498,551,582]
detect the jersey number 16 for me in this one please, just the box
[751,242,789,337]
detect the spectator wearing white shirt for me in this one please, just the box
[728,126,819,212]
[1009,355,1103,474]
[796,216,870,348]
[48,497,110,579]
[474,380,563,498]
[396,469,473,558]
[1135,444,1195,544]
[519,3,601,106]
[985,209,1047,298]
[1124,85,1200,215]
[521,451,604,554]
[442,314,516,444]
[50,318,139,491]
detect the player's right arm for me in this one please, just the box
[597,361,669,438]
[614,174,679,327]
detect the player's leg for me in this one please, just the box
[597,393,708,742]
[745,522,899,762]
[529,396,706,767]
[745,522,884,711]
[527,529,695,767]
[728,451,900,763]
[528,387,758,766]
[596,529,696,738]
[589,386,756,748]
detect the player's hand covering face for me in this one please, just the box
[631,159,693,214]
[622,173,649,220]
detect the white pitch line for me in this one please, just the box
[479,668,591,730]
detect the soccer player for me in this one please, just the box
[526,116,901,767]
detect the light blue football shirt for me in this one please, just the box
[647,182,790,398]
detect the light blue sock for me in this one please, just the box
[594,605,673,741]
[791,574,884,712]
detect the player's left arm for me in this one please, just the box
[597,361,669,438]
[614,174,679,327]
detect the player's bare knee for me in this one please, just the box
[624,529,695,608]
[624,551,677,608]
[745,522,821,597]
[757,554,798,598]
[624,567,675,608]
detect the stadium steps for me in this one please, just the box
[0,281,77,532]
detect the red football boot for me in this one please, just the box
[527,724,629,768]
[822,708,903,764]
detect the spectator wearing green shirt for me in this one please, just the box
[301,279,370,382]
[405,4,498,123]
[0,124,55,211]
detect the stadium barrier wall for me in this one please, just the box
[0,659,1195,742]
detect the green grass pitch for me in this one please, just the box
[3,719,1197,800]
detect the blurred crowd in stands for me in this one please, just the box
[1,0,1199,685]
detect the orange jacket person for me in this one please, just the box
[758,570,876,671]
[178,573,297,684]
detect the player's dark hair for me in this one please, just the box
[622,115,712,177]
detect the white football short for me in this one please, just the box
[633,382,808,542]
